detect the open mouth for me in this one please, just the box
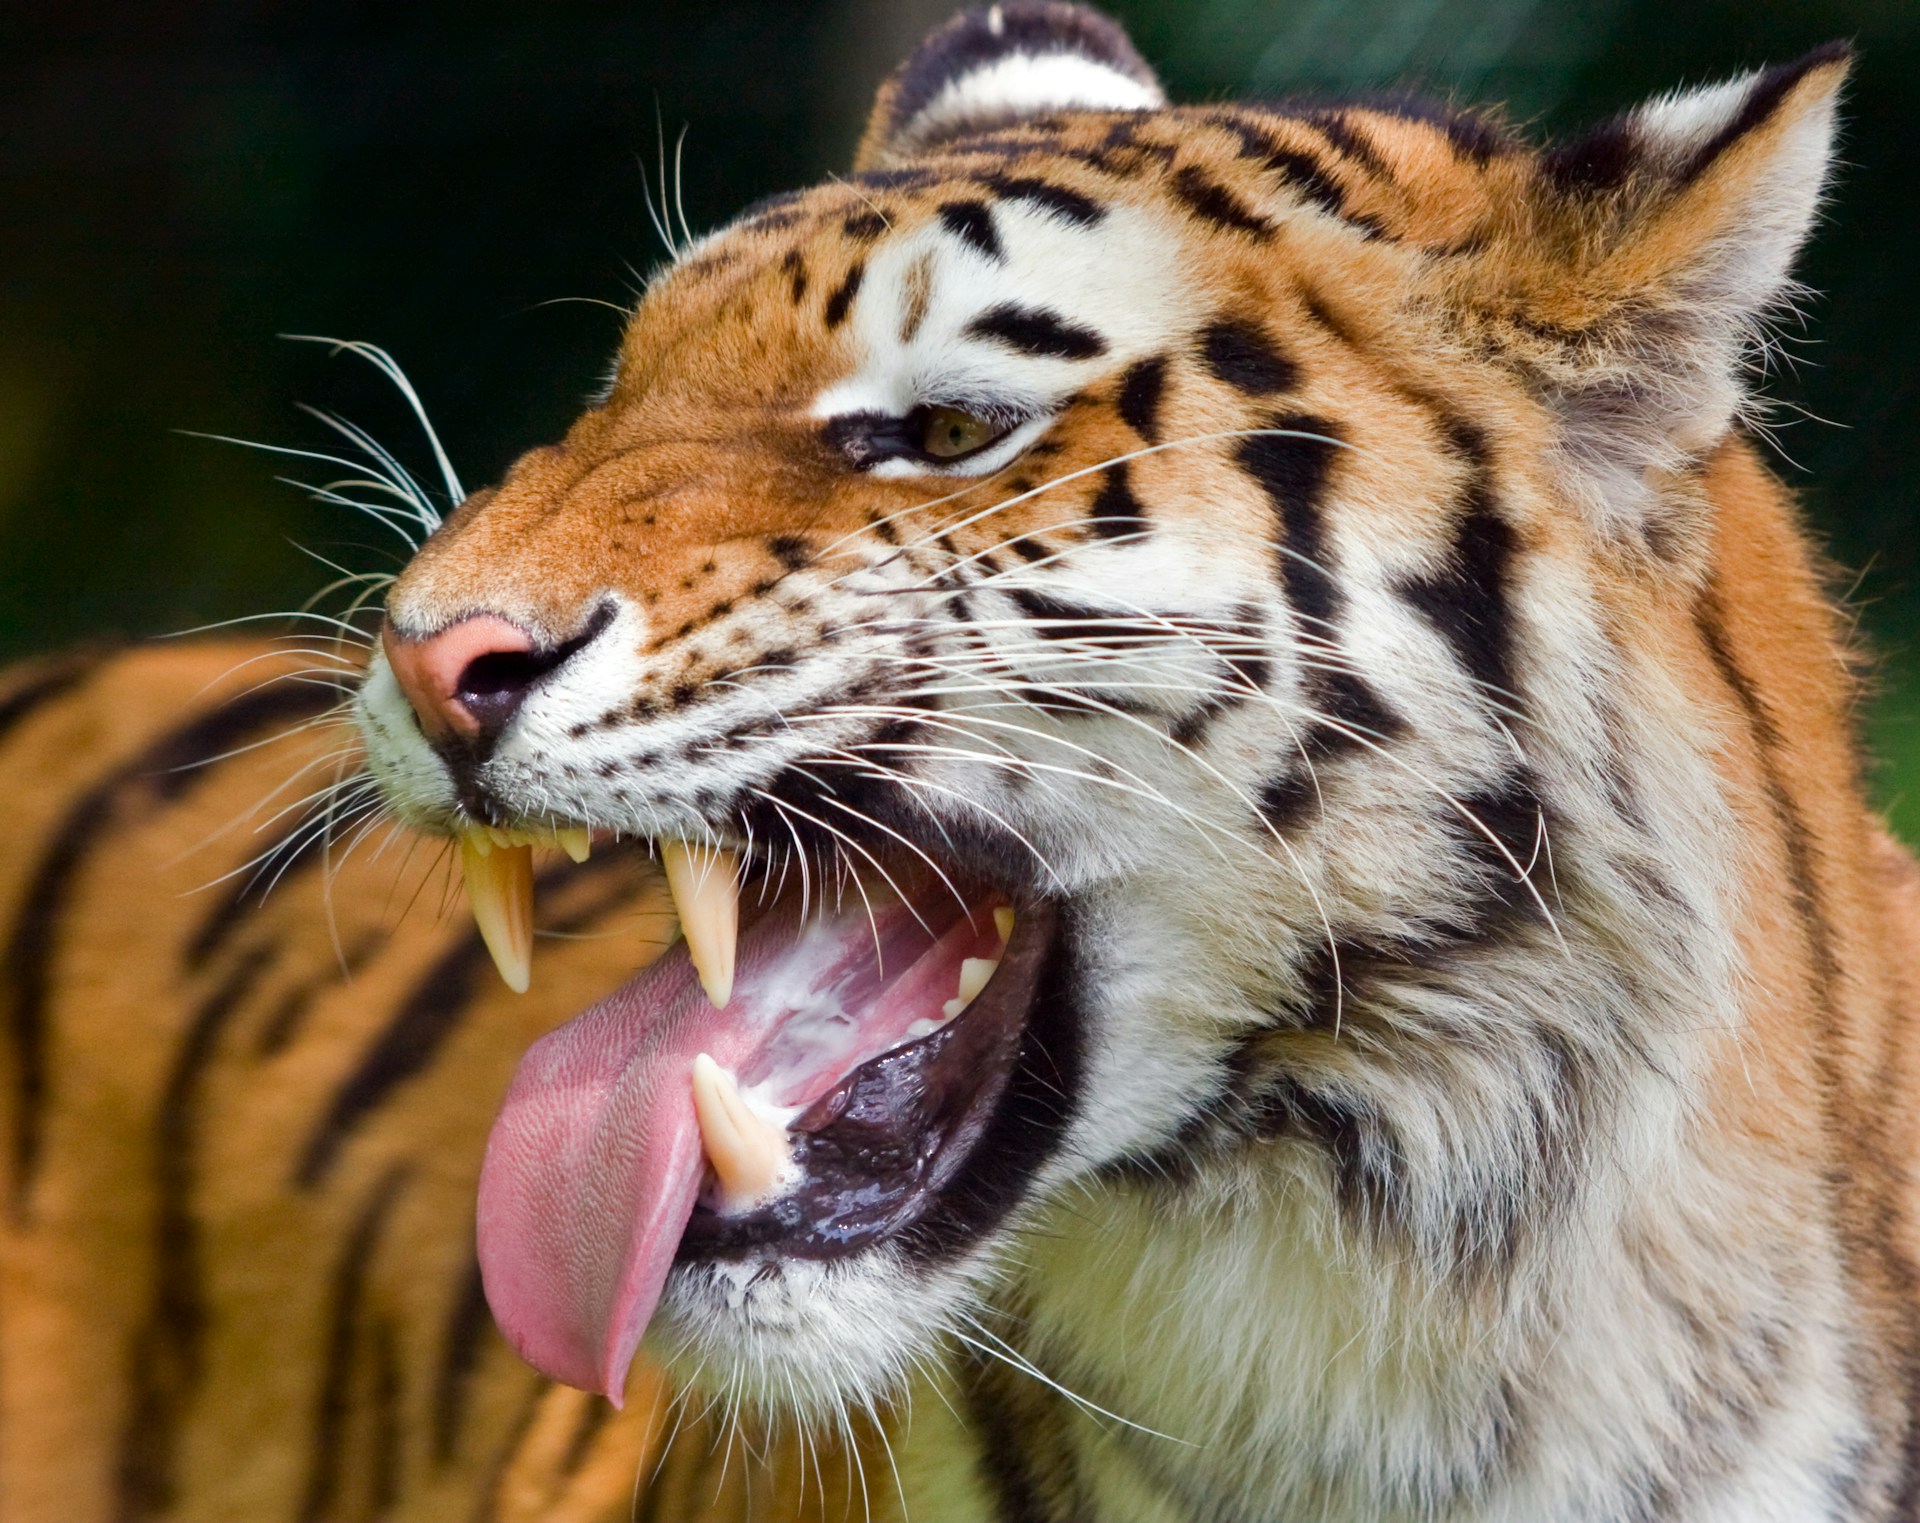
[465,832,1061,1402]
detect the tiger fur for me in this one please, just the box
[5,6,1917,1521]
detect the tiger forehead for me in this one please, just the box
[662,95,1519,301]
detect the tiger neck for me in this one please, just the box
[972,442,1907,1521]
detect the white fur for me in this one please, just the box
[899,50,1163,156]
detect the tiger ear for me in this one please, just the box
[1495,44,1850,544]
[854,2,1164,172]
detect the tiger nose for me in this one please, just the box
[383,614,558,744]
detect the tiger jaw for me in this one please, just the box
[462,828,1058,1401]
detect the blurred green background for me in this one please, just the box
[3,1,1917,821]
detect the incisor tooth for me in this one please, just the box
[958,956,998,1003]
[460,831,533,993]
[662,841,739,1008]
[555,827,591,864]
[690,1053,787,1206]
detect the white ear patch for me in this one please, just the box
[860,3,1166,168]
[898,49,1164,156]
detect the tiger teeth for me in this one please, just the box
[690,1053,788,1207]
[957,956,998,1003]
[662,841,740,1008]
[994,906,1015,943]
[937,954,1001,1027]
[555,827,591,864]
[460,830,534,993]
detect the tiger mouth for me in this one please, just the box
[470,837,1064,1403]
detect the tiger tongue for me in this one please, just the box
[474,945,729,1402]
[474,887,991,1403]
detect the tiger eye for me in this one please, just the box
[919,405,997,459]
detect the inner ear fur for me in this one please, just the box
[855,2,1164,172]
[1459,45,1850,548]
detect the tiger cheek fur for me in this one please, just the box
[9,6,1920,1523]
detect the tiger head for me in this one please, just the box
[356,1,1846,1425]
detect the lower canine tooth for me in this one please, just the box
[460,832,533,993]
[958,957,998,1003]
[690,1053,787,1206]
[994,906,1015,943]
[662,841,739,1008]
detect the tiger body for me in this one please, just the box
[6,6,1917,1520]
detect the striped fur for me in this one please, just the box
[8,6,1918,1519]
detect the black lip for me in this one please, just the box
[674,898,1073,1264]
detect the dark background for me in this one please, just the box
[4,0,1917,822]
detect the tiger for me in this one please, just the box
[5,3,1916,1520]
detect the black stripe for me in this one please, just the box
[883,3,1155,151]
[4,680,333,1218]
[823,261,864,328]
[1681,42,1851,183]
[1260,143,1348,219]
[1168,608,1273,747]
[1312,668,1406,756]
[294,929,489,1188]
[965,302,1107,360]
[957,1346,1057,1522]
[254,929,386,1058]
[368,1316,403,1515]
[1006,587,1153,648]
[1296,107,1391,178]
[1236,414,1344,628]
[559,1396,615,1478]
[1542,116,1639,195]
[295,859,637,1188]
[938,200,1004,260]
[980,173,1104,227]
[432,1255,494,1464]
[851,166,938,192]
[116,940,281,1517]
[1087,462,1149,540]
[842,209,888,241]
[1170,165,1274,238]
[185,813,333,970]
[1115,354,1167,443]
[1252,1073,1408,1230]
[780,247,808,303]
[1200,317,1299,396]
[1256,768,1319,832]
[1397,418,1520,701]
[298,1166,410,1523]
[0,648,106,753]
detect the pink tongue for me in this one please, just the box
[476,893,991,1402]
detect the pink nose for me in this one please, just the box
[383,614,537,742]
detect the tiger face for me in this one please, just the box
[354,0,1862,1484]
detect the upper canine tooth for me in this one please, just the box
[662,841,739,1008]
[555,827,591,864]
[690,1053,787,1207]
[957,957,998,1003]
[460,831,534,993]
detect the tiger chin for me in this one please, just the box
[10,3,1920,1521]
